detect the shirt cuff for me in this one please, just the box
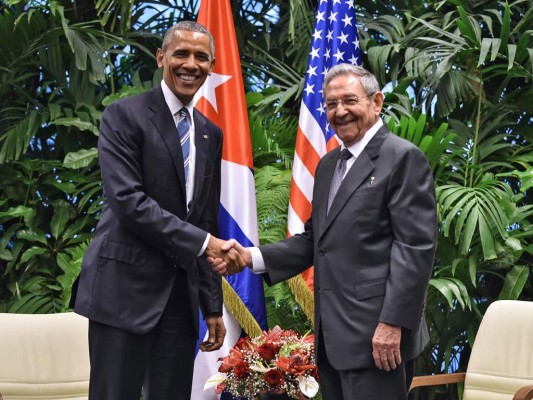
[249,247,266,273]
[199,233,210,257]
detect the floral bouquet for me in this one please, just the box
[205,326,320,399]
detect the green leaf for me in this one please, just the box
[456,6,478,47]
[0,249,13,261]
[429,277,471,310]
[16,229,47,244]
[499,2,511,53]
[51,200,72,239]
[20,246,47,263]
[498,265,529,300]
[63,147,98,169]
[54,117,99,136]
[0,206,36,225]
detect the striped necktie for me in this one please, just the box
[177,107,190,184]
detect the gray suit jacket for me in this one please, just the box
[260,125,437,370]
[74,84,223,335]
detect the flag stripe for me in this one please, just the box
[287,203,305,236]
[219,160,259,245]
[288,178,312,227]
[291,152,315,202]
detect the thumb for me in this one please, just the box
[221,239,236,252]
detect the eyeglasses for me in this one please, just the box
[324,94,374,111]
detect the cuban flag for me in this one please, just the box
[287,0,361,298]
[190,0,268,399]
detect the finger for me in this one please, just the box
[211,263,228,275]
[372,351,383,370]
[381,355,391,371]
[199,341,215,352]
[394,350,402,366]
[387,352,397,370]
[221,239,236,252]
[204,340,223,351]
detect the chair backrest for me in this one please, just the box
[463,300,533,400]
[0,312,90,400]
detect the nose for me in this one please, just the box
[183,54,197,68]
[334,104,348,116]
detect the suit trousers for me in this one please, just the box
[317,326,414,400]
[88,268,196,400]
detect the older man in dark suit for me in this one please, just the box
[73,21,243,400]
[211,64,437,400]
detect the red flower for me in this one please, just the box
[276,350,315,376]
[234,337,253,350]
[257,342,276,361]
[234,362,250,379]
[218,348,243,373]
[264,369,285,386]
[311,366,319,382]
[304,334,315,344]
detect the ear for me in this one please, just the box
[208,57,216,74]
[372,91,385,115]
[156,48,164,68]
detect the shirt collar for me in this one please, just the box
[161,80,194,119]
[342,119,383,158]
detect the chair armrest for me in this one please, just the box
[409,372,466,392]
[514,385,533,400]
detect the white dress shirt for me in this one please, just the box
[161,80,210,255]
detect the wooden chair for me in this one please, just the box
[410,300,533,400]
[0,312,90,399]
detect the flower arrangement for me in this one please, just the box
[205,326,319,399]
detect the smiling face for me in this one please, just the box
[325,74,384,147]
[156,29,215,105]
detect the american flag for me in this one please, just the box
[288,0,361,290]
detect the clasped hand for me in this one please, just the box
[206,238,251,276]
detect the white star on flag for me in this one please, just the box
[193,72,232,112]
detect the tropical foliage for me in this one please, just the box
[0,1,531,398]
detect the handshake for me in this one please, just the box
[204,237,252,276]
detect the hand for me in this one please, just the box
[205,236,245,274]
[208,239,252,276]
[200,314,226,352]
[372,322,402,371]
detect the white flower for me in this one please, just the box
[297,375,319,397]
[203,373,227,391]
[249,364,270,373]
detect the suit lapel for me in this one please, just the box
[316,148,340,237]
[149,85,188,196]
[187,110,209,218]
[320,126,389,237]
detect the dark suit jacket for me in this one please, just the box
[260,125,437,370]
[74,84,223,336]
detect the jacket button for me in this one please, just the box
[319,249,326,256]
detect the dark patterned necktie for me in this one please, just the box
[327,148,353,214]
[177,107,190,184]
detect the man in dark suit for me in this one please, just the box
[73,21,244,400]
[210,64,437,399]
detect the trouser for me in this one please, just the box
[317,326,415,400]
[88,271,196,400]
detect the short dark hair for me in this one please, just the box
[161,21,215,58]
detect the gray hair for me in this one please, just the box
[162,21,215,59]
[323,64,380,96]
